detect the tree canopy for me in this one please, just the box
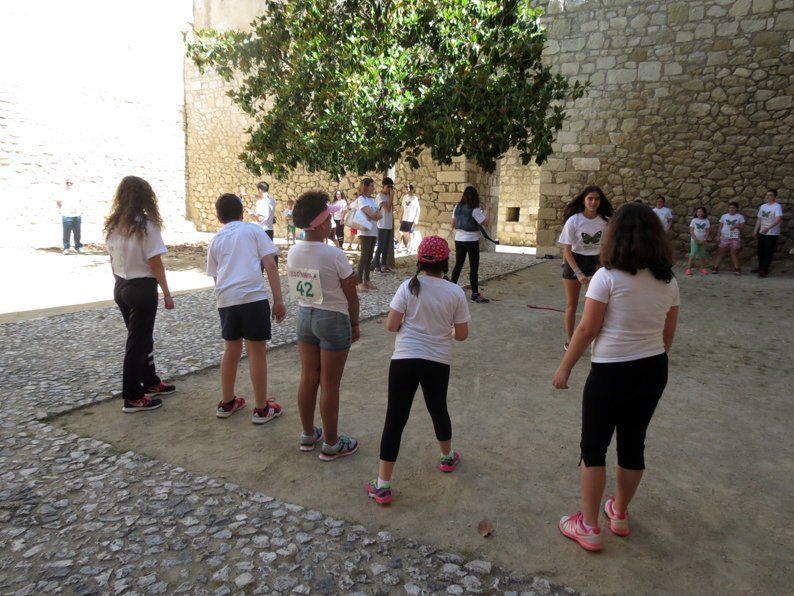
[187,0,586,180]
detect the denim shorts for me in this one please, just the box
[297,307,352,351]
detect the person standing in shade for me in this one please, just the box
[450,186,491,303]
[653,196,673,233]
[57,178,83,254]
[255,181,278,265]
[353,178,381,292]
[398,184,421,253]
[753,189,784,278]
[104,176,176,413]
[372,177,395,273]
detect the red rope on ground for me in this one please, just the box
[526,304,565,313]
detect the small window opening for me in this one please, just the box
[506,207,520,222]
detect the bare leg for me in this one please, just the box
[614,466,644,514]
[562,279,582,343]
[580,464,607,527]
[730,247,740,269]
[221,339,243,402]
[714,245,727,269]
[245,340,268,409]
[378,459,396,483]
[319,348,350,445]
[297,342,321,436]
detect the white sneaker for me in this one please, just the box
[604,497,630,536]
[63,249,70,255]
[559,511,603,551]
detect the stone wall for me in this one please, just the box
[535,0,793,260]
[0,1,193,248]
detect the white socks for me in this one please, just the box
[376,477,390,489]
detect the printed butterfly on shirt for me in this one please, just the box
[761,210,771,218]
[581,230,602,245]
[695,223,707,230]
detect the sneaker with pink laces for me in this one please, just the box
[685,268,693,276]
[439,450,460,473]
[216,396,246,418]
[604,497,630,536]
[559,511,603,552]
[252,401,283,424]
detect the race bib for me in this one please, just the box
[288,268,323,304]
[728,229,739,239]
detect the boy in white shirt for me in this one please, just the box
[254,181,278,265]
[653,196,673,232]
[207,194,287,424]
[753,189,784,277]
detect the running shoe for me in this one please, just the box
[604,497,630,537]
[216,396,246,418]
[300,426,323,452]
[319,434,359,461]
[76,247,85,254]
[711,266,719,274]
[699,268,709,275]
[367,479,393,505]
[439,450,460,473]
[685,268,693,276]
[252,401,283,424]
[62,249,71,255]
[471,293,490,303]
[558,511,603,552]
[733,268,741,276]
[122,396,163,413]
[146,381,176,395]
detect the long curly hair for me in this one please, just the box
[600,202,674,282]
[104,176,163,238]
[563,185,613,222]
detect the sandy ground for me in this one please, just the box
[56,262,794,594]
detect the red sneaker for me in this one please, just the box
[216,396,246,419]
[146,381,176,395]
[252,401,282,425]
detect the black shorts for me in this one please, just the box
[218,299,272,341]
[562,253,600,280]
[399,220,413,233]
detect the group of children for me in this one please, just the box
[652,191,784,277]
[103,174,778,555]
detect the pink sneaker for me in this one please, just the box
[604,497,630,537]
[439,450,460,473]
[559,511,603,552]
[699,268,709,275]
[685,268,693,276]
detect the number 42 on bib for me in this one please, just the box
[288,268,324,305]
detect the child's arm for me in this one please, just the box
[261,254,286,322]
[385,308,403,332]
[552,297,607,389]
[453,322,468,341]
[340,273,360,342]
[663,306,679,353]
[147,255,174,309]
[362,204,382,221]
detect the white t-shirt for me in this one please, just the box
[354,196,379,237]
[255,194,276,231]
[689,217,710,241]
[59,191,82,217]
[758,202,783,236]
[452,205,486,242]
[206,221,278,308]
[376,192,394,230]
[401,195,420,223]
[287,241,354,315]
[558,213,608,256]
[718,213,745,239]
[586,268,680,363]
[390,276,471,365]
[332,199,347,221]
[106,221,167,280]
[653,206,673,230]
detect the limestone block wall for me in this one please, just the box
[496,150,541,246]
[535,0,793,260]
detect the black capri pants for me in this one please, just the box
[580,353,668,470]
[379,358,452,462]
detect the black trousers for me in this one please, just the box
[114,276,161,399]
[756,234,778,273]
[357,236,376,283]
[580,353,668,470]
[265,229,278,266]
[450,240,480,295]
[379,359,451,462]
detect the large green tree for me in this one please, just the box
[187,0,585,180]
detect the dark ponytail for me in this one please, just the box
[408,259,449,296]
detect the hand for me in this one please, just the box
[576,273,587,285]
[272,301,287,323]
[351,325,360,343]
[552,366,570,389]
[164,295,175,310]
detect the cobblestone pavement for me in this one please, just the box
[0,253,578,595]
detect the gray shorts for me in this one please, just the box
[297,307,352,351]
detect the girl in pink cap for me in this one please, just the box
[367,236,471,505]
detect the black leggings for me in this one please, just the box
[379,359,451,462]
[756,233,778,273]
[357,236,376,283]
[114,276,161,400]
[580,353,668,470]
[450,240,480,295]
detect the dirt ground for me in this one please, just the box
[56,262,794,594]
